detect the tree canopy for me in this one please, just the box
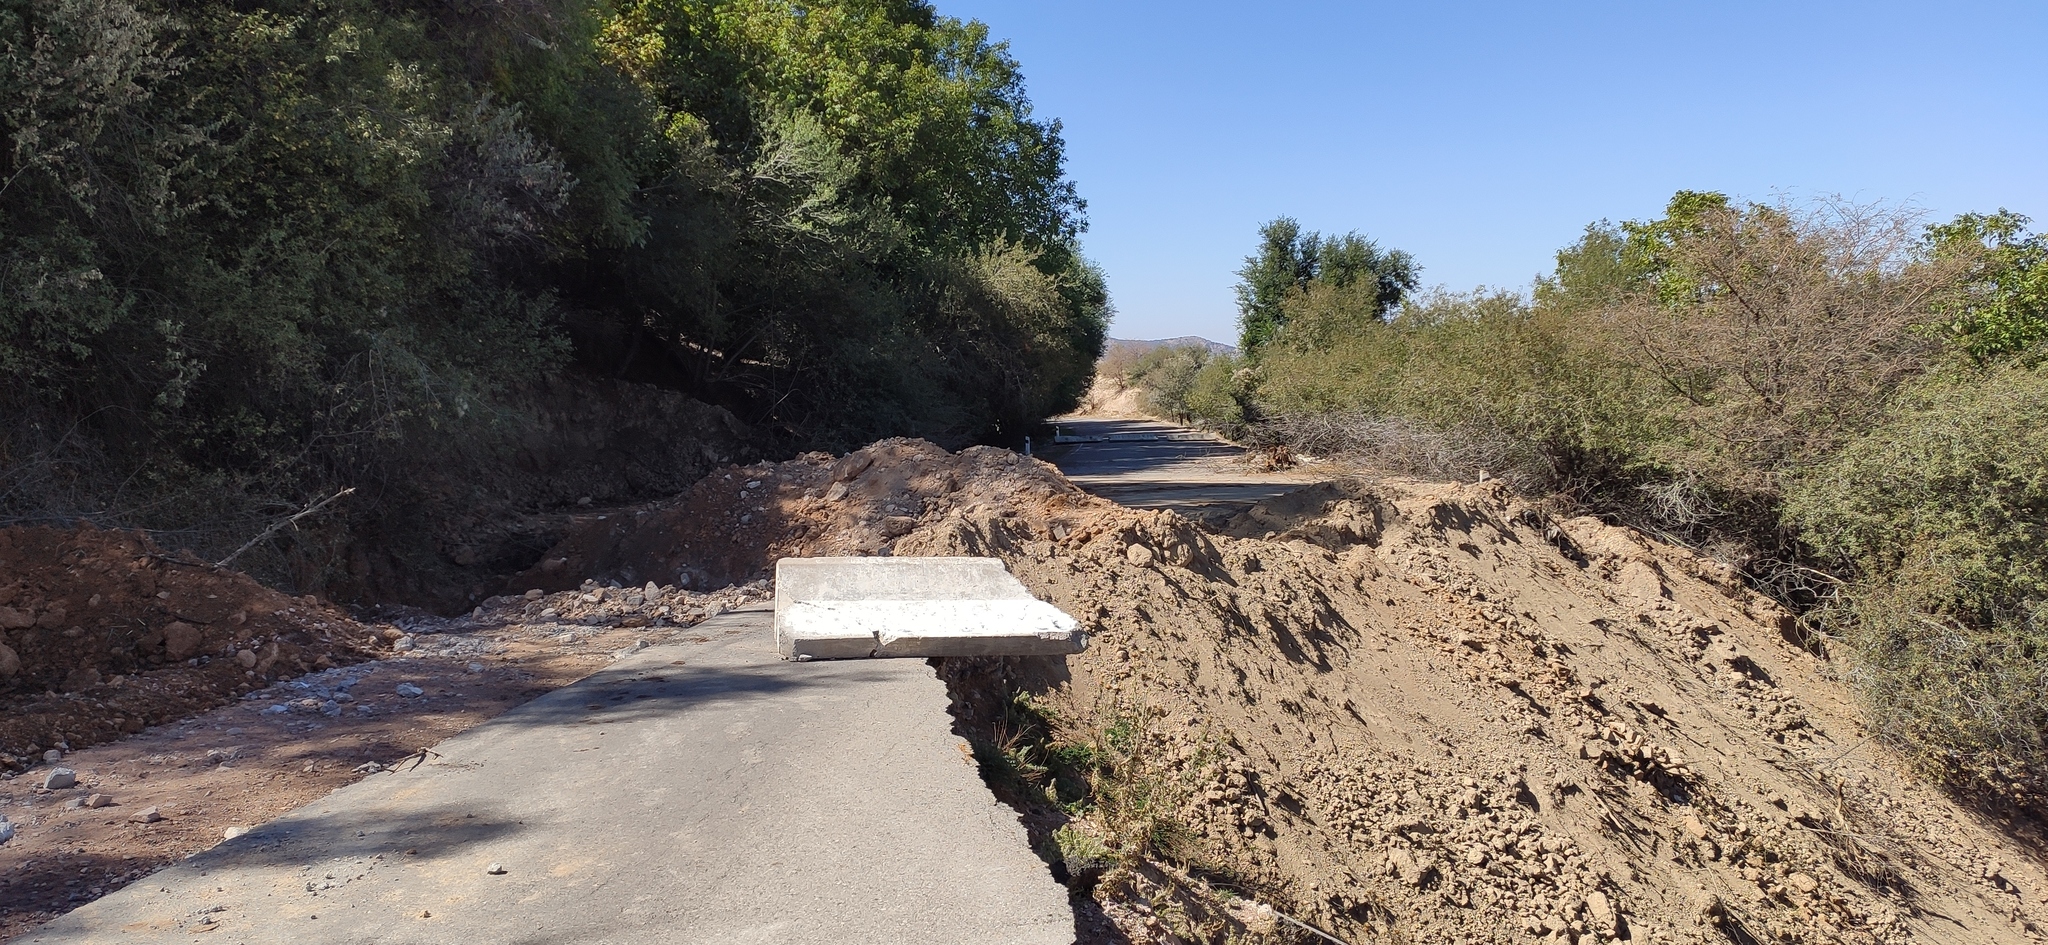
[0,0,1109,531]
[1233,217,1417,353]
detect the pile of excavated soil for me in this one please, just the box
[537,440,2048,945]
[0,526,380,770]
[505,438,1093,593]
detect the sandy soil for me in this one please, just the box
[534,439,2048,945]
[1070,375,1154,420]
[9,436,2047,945]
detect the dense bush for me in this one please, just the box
[1790,361,2048,798]
[0,0,1106,563]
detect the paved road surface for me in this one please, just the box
[1046,417,1319,523]
[23,606,1073,945]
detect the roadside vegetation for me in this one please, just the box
[0,0,1106,580]
[1124,195,2048,812]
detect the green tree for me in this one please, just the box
[1923,211,2048,364]
[1234,217,1416,354]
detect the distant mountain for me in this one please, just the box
[1106,336,1238,358]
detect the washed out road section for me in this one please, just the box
[21,605,1074,945]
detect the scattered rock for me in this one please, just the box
[393,635,417,652]
[42,748,62,763]
[86,793,114,809]
[1125,543,1155,567]
[1787,872,1819,894]
[0,818,13,844]
[523,589,545,600]
[223,826,250,840]
[486,862,507,875]
[236,649,258,668]
[162,621,205,661]
[395,683,425,698]
[1585,890,1618,937]
[0,642,19,678]
[43,767,76,790]
[130,806,162,824]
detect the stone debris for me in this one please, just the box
[42,767,75,790]
[395,683,425,698]
[130,806,161,824]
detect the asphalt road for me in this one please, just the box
[22,606,1074,945]
[1045,417,1318,523]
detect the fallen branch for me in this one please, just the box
[215,487,355,570]
[1269,906,1353,945]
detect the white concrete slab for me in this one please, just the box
[774,557,1086,660]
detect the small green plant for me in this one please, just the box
[1052,824,1114,877]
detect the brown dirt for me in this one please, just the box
[0,526,380,769]
[530,439,2048,945]
[1071,375,1154,420]
[0,548,767,940]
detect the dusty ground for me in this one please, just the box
[533,439,2048,945]
[0,526,381,768]
[0,571,767,940]
[8,437,2048,945]
[1071,375,1154,420]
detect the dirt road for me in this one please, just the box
[1045,417,1318,524]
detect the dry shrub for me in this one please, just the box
[1246,412,1545,493]
[1791,359,2048,806]
[1604,199,1956,490]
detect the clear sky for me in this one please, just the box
[940,1,2048,345]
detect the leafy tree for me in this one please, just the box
[1234,216,1416,354]
[1923,211,2048,364]
[0,0,1107,576]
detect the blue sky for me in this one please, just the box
[941,1,2048,344]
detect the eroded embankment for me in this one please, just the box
[534,438,2047,945]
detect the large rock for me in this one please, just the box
[162,621,204,661]
[773,557,1086,660]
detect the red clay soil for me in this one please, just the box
[0,526,379,770]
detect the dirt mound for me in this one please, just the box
[0,525,378,769]
[523,446,2048,944]
[505,438,1095,593]
[1069,375,1153,419]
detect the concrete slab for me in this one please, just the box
[773,557,1086,660]
[21,606,1075,945]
